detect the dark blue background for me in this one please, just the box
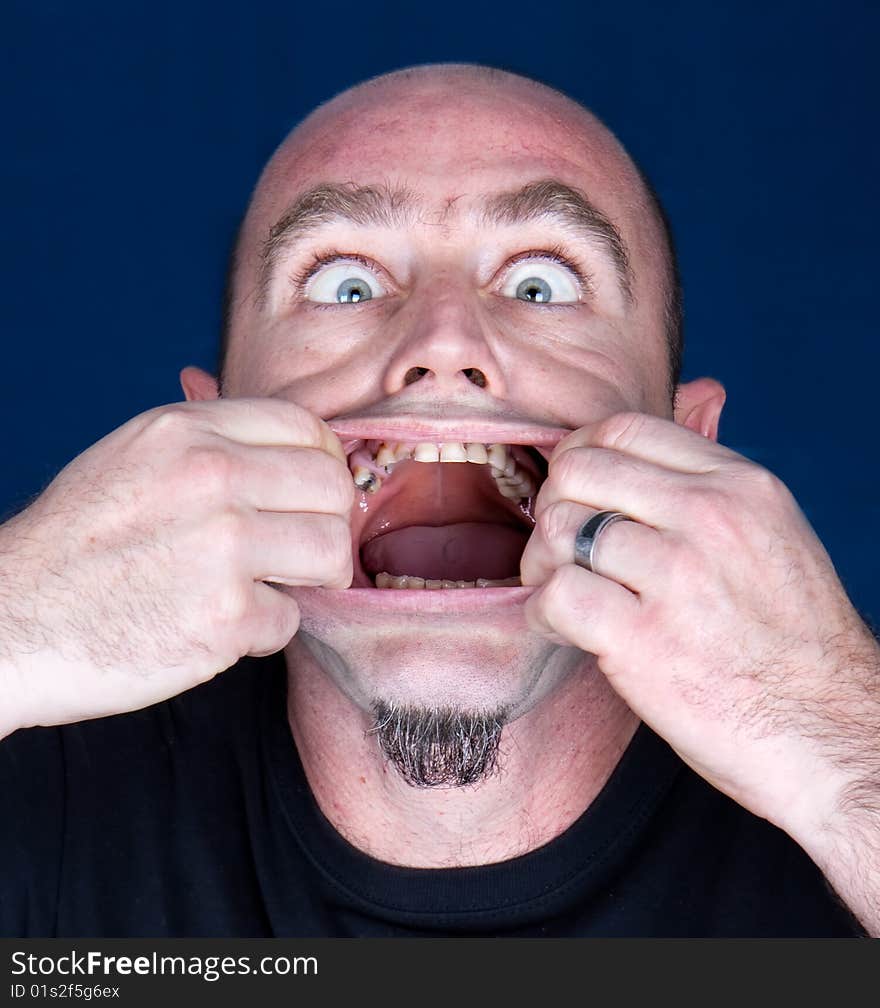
[3,2,878,621]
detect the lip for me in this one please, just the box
[293,583,536,618]
[328,416,571,454]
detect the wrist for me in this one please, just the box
[783,633,880,935]
[803,798,880,936]
[0,513,60,737]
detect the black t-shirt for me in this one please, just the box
[0,653,862,937]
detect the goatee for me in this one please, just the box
[368,700,509,788]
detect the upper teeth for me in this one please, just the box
[348,441,537,500]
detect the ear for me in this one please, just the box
[180,366,220,402]
[673,377,726,442]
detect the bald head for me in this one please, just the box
[219,63,682,399]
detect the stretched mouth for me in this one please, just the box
[340,433,554,591]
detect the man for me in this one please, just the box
[1,63,877,937]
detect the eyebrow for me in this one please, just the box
[481,179,633,301]
[259,183,416,305]
[259,178,633,305]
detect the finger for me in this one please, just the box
[194,442,355,516]
[246,583,302,657]
[551,412,740,474]
[535,446,690,528]
[247,512,353,588]
[157,398,347,462]
[521,500,666,592]
[524,563,639,657]
[584,515,667,590]
[522,499,591,586]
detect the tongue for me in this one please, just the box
[361,522,528,581]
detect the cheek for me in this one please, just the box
[226,311,382,396]
[494,314,658,423]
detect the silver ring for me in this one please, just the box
[573,511,634,574]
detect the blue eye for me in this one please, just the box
[502,260,580,304]
[515,277,552,302]
[335,278,372,303]
[306,263,386,303]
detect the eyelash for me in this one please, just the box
[289,251,379,293]
[287,245,594,301]
[504,245,593,298]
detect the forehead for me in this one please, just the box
[244,77,647,251]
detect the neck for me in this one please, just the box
[284,642,639,868]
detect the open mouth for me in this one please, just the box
[343,437,549,590]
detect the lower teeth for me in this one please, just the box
[374,572,522,589]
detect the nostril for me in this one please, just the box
[402,367,487,387]
[462,368,487,388]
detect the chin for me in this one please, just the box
[288,621,585,723]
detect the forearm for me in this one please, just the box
[788,633,880,936]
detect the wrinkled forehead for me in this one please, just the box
[244,77,648,247]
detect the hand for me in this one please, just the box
[0,398,353,735]
[521,411,880,848]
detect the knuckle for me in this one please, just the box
[539,499,577,547]
[324,457,357,512]
[684,484,741,542]
[144,404,193,439]
[594,411,647,451]
[289,405,328,450]
[181,446,236,497]
[687,483,728,519]
[719,459,787,506]
[694,464,792,540]
[748,463,787,501]
[550,446,590,491]
[210,509,249,560]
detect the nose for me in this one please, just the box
[382,280,503,397]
